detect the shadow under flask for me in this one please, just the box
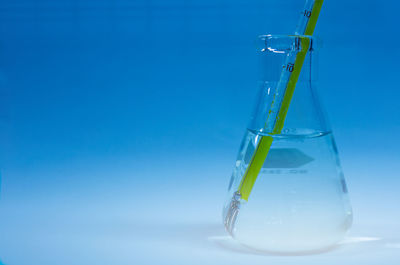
[223,35,353,253]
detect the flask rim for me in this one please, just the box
[258,34,322,53]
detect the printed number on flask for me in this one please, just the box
[304,10,312,18]
[285,63,294,72]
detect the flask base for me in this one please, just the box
[223,192,353,254]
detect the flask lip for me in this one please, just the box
[258,34,322,53]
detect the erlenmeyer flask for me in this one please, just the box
[223,35,352,253]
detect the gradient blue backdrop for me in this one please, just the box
[0,1,399,264]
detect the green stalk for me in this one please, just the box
[238,0,324,201]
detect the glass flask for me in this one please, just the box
[223,35,352,253]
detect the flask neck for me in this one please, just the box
[249,35,328,135]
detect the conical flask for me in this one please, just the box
[223,35,352,253]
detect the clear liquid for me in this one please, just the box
[224,129,353,253]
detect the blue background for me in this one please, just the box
[0,0,399,264]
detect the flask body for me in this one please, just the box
[223,35,352,253]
